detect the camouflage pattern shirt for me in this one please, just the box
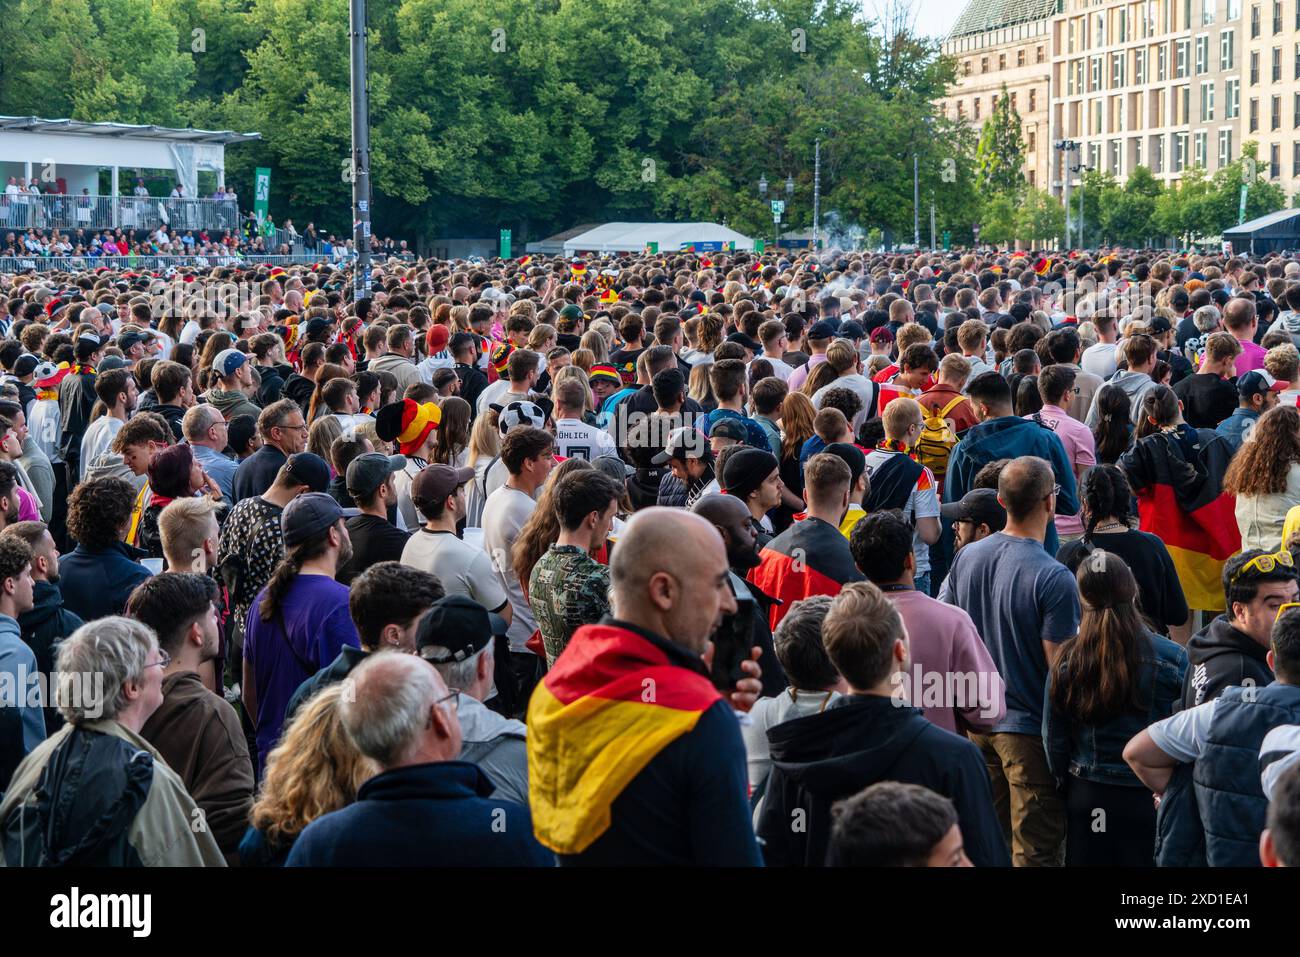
[529,544,611,667]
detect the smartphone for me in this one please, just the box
[710,572,756,691]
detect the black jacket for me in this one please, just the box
[257,362,292,407]
[1181,614,1274,710]
[281,373,315,417]
[17,581,83,734]
[154,403,186,442]
[57,370,97,477]
[757,693,1009,867]
[455,362,488,416]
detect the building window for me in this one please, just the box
[1092,56,1103,90]
[1274,46,1283,81]
[1177,39,1190,77]
[974,98,981,119]
[1113,51,1125,86]
[1274,0,1283,32]
[999,53,1007,70]
[963,59,972,76]
[1028,129,1036,152]
[1252,49,1260,84]
[1273,94,1282,129]
[1196,35,1209,73]
[1096,12,1106,45]
[1158,43,1168,80]
[981,56,989,73]
[1135,136,1144,168]
[1204,0,1217,22]
[1295,91,1300,125]
[1201,80,1216,120]
[1251,96,1260,130]
[1293,141,1300,175]
[1018,49,1026,67]
[1194,131,1208,167]
[1227,0,1241,17]
[1154,135,1165,173]
[1227,77,1241,116]
[1252,3,1261,36]
[1136,48,1147,83]
[1029,88,1037,111]
[1174,132,1188,171]
[1011,92,1018,111]
[1220,128,1234,167]
[1037,45,1045,63]
[1272,142,1281,177]
[1221,29,1234,69]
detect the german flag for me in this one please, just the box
[749,515,863,631]
[1120,427,1239,611]
[518,255,532,267]
[599,287,618,304]
[570,261,587,280]
[527,623,721,855]
[1034,257,1051,276]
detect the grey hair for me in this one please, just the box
[182,402,224,441]
[338,651,441,768]
[55,616,157,725]
[426,639,492,692]
[1193,304,1222,333]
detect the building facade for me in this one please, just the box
[939,0,1300,208]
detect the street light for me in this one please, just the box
[758,175,768,197]
[1055,139,1080,248]
[785,175,795,197]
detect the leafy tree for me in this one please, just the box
[979,193,1016,247]
[974,84,1024,196]
[1015,188,1065,247]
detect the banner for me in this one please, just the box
[500,229,512,259]
[254,168,271,223]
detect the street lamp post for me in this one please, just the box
[812,138,821,252]
[1055,139,1080,248]
[348,0,372,301]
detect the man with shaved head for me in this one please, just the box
[527,507,763,866]
[1224,296,1265,375]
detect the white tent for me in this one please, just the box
[561,221,755,255]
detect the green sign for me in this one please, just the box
[943,230,951,251]
[254,168,271,222]
[770,200,785,216]
[500,229,511,259]
[645,241,659,254]
[754,239,766,253]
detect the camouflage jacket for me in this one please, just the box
[529,544,610,667]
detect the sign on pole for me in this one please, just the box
[943,230,951,251]
[499,229,511,259]
[770,200,785,217]
[754,239,766,253]
[645,241,659,254]
[254,168,271,223]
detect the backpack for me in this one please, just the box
[914,396,964,476]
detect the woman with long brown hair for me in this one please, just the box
[1044,552,1187,866]
[775,390,816,533]
[241,684,378,866]
[306,362,350,421]
[430,395,472,467]
[1223,403,1300,551]
[511,457,596,594]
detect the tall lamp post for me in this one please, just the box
[1055,139,1080,248]
[348,0,372,301]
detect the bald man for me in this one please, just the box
[692,494,786,696]
[1224,297,1266,375]
[526,508,763,866]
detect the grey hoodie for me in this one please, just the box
[1269,311,1300,350]
[1086,369,1158,428]
[456,692,528,807]
[203,388,261,422]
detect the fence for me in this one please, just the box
[0,195,241,233]
[0,254,328,273]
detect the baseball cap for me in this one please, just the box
[282,451,332,493]
[96,355,129,373]
[726,331,761,352]
[411,463,476,505]
[558,303,585,323]
[807,320,836,340]
[304,316,332,339]
[426,324,451,354]
[346,452,407,499]
[838,320,865,342]
[1238,369,1287,398]
[870,326,895,345]
[213,348,248,378]
[416,595,508,664]
[117,330,152,353]
[652,425,709,464]
[1148,315,1173,335]
[494,399,547,435]
[709,418,748,443]
[720,447,778,500]
[939,488,1007,532]
[12,354,39,378]
[281,492,358,547]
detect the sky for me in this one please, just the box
[889,0,973,40]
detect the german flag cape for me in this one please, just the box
[527,622,721,855]
[748,516,862,632]
[1119,426,1239,611]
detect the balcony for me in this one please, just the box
[0,194,239,233]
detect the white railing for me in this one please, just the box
[0,195,241,232]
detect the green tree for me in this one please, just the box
[974,84,1025,196]
[979,193,1016,247]
[1099,166,1161,246]
[1015,188,1065,247]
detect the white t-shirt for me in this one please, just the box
[390,457,427,531]
[476,378,511,417]
[401,528,509,613]
[754,354,794,382]
[1081,341,1119,380]
[79,416,123,482]
[1147,698,1216,764]
[481,485,538,652]
[179,320,202,346]
[553,417,617,460]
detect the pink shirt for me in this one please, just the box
[1026,404,1096,536]
[786,353,827,392]
[1236,338,1268,376]
[887,589,1006,734]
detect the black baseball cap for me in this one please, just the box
[281,492,358,547]
[346,452,407,499]
[726,331,761,352]
[283,451,331,493]
[838,320,865,342]
[939,488,1007,532]
[807,320,836,340]
[1148,315,1173,335]
[709,418,748,443]
[416,595,508,664]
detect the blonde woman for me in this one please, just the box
[553,365,595,420]
[580,330,608,364]
[308,414,343,465]
[241,684,378,866]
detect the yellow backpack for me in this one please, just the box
[915,396,965,477]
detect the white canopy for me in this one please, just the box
[561,221,755,255]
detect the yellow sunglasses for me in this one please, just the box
[1277,601,1300,622]
[1232,549,1295,586]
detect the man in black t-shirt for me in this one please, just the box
[337,452,410,585]
[1172,331,1241,430]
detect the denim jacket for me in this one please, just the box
[1042,631,1188,788]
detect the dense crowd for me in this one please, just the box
[0,246,1299,868]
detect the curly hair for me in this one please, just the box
[1079,464,1135,542]
[249,683,378,848]
[1224,405,1300,497]
[67,476,136,549]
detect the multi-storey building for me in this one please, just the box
[939,0,1056,190]
[1243,0,1300,198]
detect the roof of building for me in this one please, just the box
[948,0,1059,39]
[1223,208,1300,236]
[0,116,260,145]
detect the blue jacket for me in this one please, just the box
[285,761,553,867]
[1195,682,1300,867]
[704,408,770,451]
[945,415,1080,555]
[1043,631,1187,787]
[58,541,152,623]
[1214,406,1259,453]
[0,613,45,789]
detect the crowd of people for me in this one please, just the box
[0,245,1299,868]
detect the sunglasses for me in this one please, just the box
[1278,602,1300,622]
[1233,549,1295,586]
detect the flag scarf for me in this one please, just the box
[1120,426,1239,611]
[748,516,861,632]
[527,622,721,855]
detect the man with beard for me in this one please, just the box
[692,493,787,698]
[242,492,360,776]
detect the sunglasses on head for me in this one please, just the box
[1233,549,1295,586]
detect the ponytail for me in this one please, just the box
[259,534,331,622]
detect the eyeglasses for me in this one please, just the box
[1232,549,1295,585]
[146,651,172,670]
[1277,602,1300,622]
[278,421,309,434]
[435,689,460,713]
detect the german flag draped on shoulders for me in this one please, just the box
[748,515,864,632]
[527,619,728,857]
[1119,423,1239,612]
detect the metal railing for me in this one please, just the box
[0,253,327,273]
[0,195,241,233]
